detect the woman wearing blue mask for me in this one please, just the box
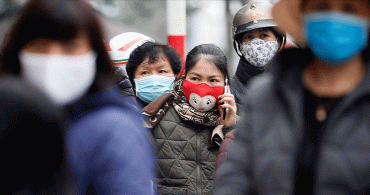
[215,0,370,194]
[0,0,155,194]
[126,41,182,107]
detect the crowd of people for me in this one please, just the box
[0,0,369,194]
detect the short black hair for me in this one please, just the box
[126,42,182,87]
[185,44,229,81]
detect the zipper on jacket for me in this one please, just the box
[196,128,201,195]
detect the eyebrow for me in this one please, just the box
[188,72,222,78]
[258,29,270,33]
[188,72,202,77]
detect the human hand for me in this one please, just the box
[218,85,237,127]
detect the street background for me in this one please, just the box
[0,0,278,74]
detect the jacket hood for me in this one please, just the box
[67,85,139,123]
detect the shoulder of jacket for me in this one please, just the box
[245,72,274,101]
[229,75,245,93]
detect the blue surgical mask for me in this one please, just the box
[135,75,175,103]
[303,12,370,65]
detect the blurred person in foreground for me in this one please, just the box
[0,0,155,194]
[0,77,69,194]
[107,32,154,104]
[215,0,370,194]
[142,44,237,194]
[126,41,182,108]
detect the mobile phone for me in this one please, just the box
[223,78,228,120]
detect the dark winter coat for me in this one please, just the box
[214,48,370,194]
[66,85,156,195]
[229,59,264,114]
[114,67,138,105]
[153,105,219,195]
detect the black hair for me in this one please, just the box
[185,44,230,81]
[126,41,182,87]
[0,0,114,93]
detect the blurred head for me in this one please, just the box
[0,0,114,104]
[273,0,370,63]
[0,77,67,194]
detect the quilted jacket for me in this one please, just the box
[153,105,219,195]
[214,48,370,194]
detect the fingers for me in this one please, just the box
[218,94,236,107]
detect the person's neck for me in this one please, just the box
[302,55,366,97]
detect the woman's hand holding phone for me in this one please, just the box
[218,80,237,127]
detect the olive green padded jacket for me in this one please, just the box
[153,105,219,195]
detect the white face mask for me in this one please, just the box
[241,38,278,68]
[19,51,97,105]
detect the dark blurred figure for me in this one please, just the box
[0,0,156,194]
[215,0,370,194]
[0,77,69,195]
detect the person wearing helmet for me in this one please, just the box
[215,0,286,174]
[107,32,155,104]
[230,1,286,113]
[215,0,370,194]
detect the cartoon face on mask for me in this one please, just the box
[182,79,224,112]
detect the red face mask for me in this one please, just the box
[182,79,224,112]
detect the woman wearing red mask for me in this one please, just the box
[142,44,237,194]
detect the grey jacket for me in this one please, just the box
[214,49,370,195]
[153,105,219,195]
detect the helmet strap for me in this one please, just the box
[233,40,244,59]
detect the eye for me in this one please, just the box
[159,70,167,73]
[206,99,211,105]
[191,77,199,81]
[193,97,197,104]
[243,34,253,41]
[210,79,219,83]
[343,3,354,13]
[142,71,149,75]
[261,34,269,38]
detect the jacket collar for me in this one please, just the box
[235,58,264,86]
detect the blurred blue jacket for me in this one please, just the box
[66,85,155,195]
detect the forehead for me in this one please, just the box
[245,27,273,34]
[302,0,370,15]
[137,55,171,69]
[188,57,223,77]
